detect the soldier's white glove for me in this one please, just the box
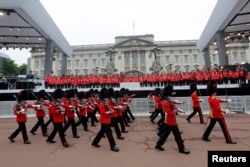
[199,99,204,103]
[226,99,232,103]
[224,109,230,113]
[19,108,25,114]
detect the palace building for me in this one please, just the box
[29,34,250,79]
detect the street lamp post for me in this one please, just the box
[150,46,161,59]
[105,47,116,62]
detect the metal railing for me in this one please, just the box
[0,96,249,118]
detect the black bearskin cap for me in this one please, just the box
[125,88,130,94]
[120,87,126,96]
[38,89,46,99]
[17,90,29,101]
[114,90,121,99]
[99,87,109,100]
[66,89,76,99]
[53,88,64,99]
[94,89,99,95]
[108,88,114,98]
[89,89,94,96]
[85,91,91,98]
[207,80,217,96]
[190,83,197,93]
[162,84,174,97]
[78,91,86,100]
[154,87,161,96]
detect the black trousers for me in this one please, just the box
[45,116,53,129]
[47,122,67,145]
[187,107,204,123]
[86,112,96,126]
[156,124,185,152]
[30,116,47,135]
[117,116,126,132]
[111,117,122,138]
[62,117,78,137]
[150,109,165,124]
[10,122,29,142]
[202,118,232,142]
[76,115,88,131]
[126,106,135,120]
[92,124,116,149]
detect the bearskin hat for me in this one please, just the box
[114,90,121,99]
[154,87,161,96]
[190,83,197,93]
[38,89,46,99]
[120,87,126,96]
[89,89,94,96]
[207,80,217,96]
[125,88,130,94]
[53,88,64,99]
[94,89,99,95]
[78,91,86,100]
[17,90,29,101]
[108,88,114,98]
[66,89,76,99]
[162,84,174,97]
[99,87,109,100]
[85,91,91,98]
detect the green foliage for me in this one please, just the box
[2,58,27,75]
[18,63,27,75]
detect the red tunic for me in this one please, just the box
[162,99,177,125]
[14,102,33,123]
[208,96,225,118]
[191,92,200,108]
[99,102,111,124]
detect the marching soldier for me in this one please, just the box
[186,83,205,124]
[62,89,80,138]
[46,88,70,147]
[75,91,89,131]
[202,80,237,144]
[108,88,125,140]
[149,88,164,126]
[155,85,190,154]
[8,90,38,144]
[91,87,119,152]
[30,90,50,137]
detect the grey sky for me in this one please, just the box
[1,0,218,65]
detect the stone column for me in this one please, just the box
[44,39,53,77]
[204,48,211,70]
[216,31,229,67]
[61,53,67,75]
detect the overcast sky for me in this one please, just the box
[2,0,218,65]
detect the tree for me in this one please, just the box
[2,58,19,75]
[18,63,27,75]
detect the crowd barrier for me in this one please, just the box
[0,96,249,118]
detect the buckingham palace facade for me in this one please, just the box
[29,34,250,78]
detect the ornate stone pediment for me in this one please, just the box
[114,38,153,48]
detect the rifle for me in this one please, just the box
[45,92,65,114]
[13,94,26,114]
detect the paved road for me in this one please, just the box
[1,114,249,167]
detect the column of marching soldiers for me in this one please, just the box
[8,81,237,154]
[8,87,135,152]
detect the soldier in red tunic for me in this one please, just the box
[8,90,37,144]
[62,89,80,138]
[46,88,70,147]
[202,81,237,144]
[155,85,190,154]
[75,91,89,131]
[30,90,50,137]
[91,87,119,152]
[186,83,205,124]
